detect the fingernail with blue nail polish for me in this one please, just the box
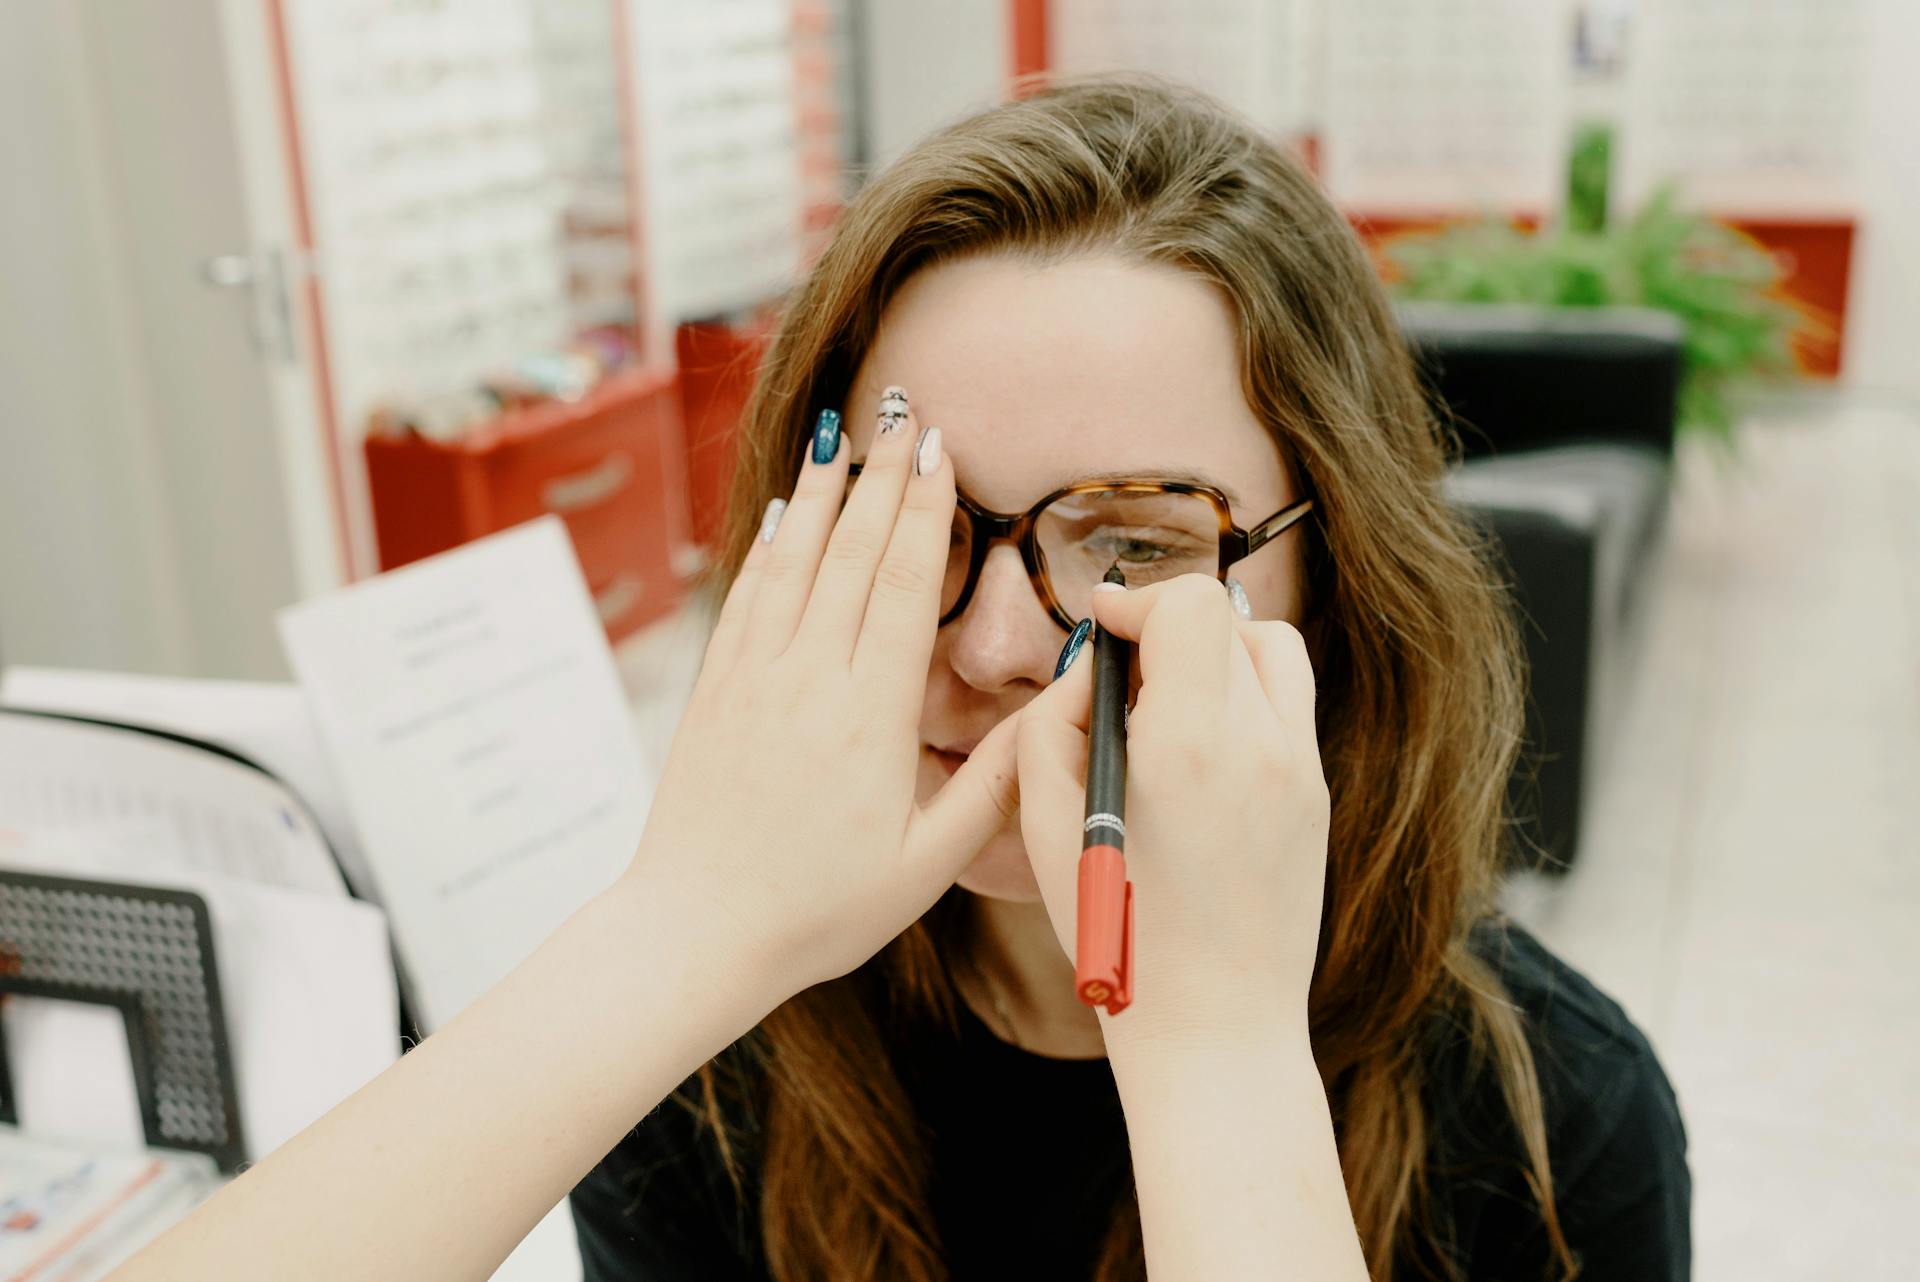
[758,498,786,544]
[1053,617,1093,681]
[812,409,842,464]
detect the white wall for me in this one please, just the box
[1845,0,1920,400]
[0,0,302,679]
[0,3,194,675]
[77,0,300,677]
[860,0,1009,167]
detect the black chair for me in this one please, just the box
[1399,303,1685,870]
[1400,301,1684,458]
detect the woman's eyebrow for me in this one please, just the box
[1069,468,1241,504]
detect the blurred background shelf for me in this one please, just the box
[364,366,690,643]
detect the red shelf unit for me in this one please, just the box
[676,319,772,550]
[364,366,692,643]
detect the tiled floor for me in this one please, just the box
[614,392,1920,1280]
[1505,392,1920,1281]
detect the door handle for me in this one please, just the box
[199,248,301,364]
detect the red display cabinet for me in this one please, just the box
[676,319,773,550]
[364,367,691,643]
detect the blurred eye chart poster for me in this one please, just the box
[1320,0,1573,216]
[280,517,651,1030]
[1049,0,1318,143]
[627,0,809,320]
[1615,0,1865,216]
[277,0,581,468]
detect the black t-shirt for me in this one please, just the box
[570,922,1689,1280]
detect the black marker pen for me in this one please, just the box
[1075,564,1134,1014]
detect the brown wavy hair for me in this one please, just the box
[690,76,1575,1282]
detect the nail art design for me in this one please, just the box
[812,409,842,464]
[913,425,942,476]
[758,497,787,544]
[1224,576,1253,621]
[878,385,909,435]
[1053,617,1093,681]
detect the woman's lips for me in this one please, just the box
[926,742,975,775]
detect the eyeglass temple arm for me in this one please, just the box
[1243,497,1315,558]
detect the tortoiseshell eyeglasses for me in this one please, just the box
[845,462,1315,633]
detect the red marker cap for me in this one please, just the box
[1075,844,1133,1014]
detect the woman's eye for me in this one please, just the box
[1114,540,1171,563]
[1083,531,1190,564]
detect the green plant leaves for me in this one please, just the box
[1386,183,1804,446]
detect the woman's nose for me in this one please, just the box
[942,543,1065,693]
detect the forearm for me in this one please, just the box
[1106,1024,1369,1282]
[115,872,773,1282]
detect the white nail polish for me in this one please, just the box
[878,385,909,436]
[758,497,787,543]
[1224,576,1253,620]
[914,426,942,476]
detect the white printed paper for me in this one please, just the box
[0,667,373,901]
[278,517,650,1030]
[0,1131,217,1282]
[0,712,344,897]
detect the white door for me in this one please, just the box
[0,0,345,681]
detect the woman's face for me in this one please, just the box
[846,253,1310,901]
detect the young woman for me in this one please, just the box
[114,77,1684,1282]
[568,78,1688,1282]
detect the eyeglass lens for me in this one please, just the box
[944,489,1223,622]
